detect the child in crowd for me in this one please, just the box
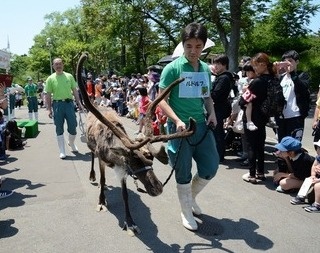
[155,105,167,135]
[273,136,314,193]
[135,87,150,134]
[242,85,258,131]
[110,88,119,111]
[94,79,103,106]
[290,140,320,213]
[125,95,135,119]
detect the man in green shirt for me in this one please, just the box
[24,77,38,120]
[45,58,83,159]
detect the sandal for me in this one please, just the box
[242,173,257,184]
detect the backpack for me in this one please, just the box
[4,120,24,150]
[260,77,286,118]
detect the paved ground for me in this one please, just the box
[1,106,320,253]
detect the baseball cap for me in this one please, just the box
[275,136,301,151]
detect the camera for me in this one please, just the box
[277,61,288,69]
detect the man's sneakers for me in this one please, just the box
[290,196,305,205]
[246,121,258,131]
[304,203,320,213]
[0,190,13,199]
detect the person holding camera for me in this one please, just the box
[274,50,311,143]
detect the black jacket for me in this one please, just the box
[239,74,270,127]
[280,71,311,119]
[211,71,233,119]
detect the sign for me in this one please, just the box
[179,72,210,98]
[0,49,10,70]
[0,73,13,87]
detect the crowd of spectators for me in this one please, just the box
[84,68,162,135]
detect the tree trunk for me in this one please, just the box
[211,0,244,72]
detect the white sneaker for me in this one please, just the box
[246,121,258,131]
[276,185,285,193]
[242,173,257,184]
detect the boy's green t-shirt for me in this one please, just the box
[159,56,211,124]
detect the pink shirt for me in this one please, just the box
[139,96,150,114]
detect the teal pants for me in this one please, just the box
[167,121,219,184]
[27,96,38,113]
[53,101,77,136]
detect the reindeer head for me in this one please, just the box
[77,52,196,195]
[109,142,167,196]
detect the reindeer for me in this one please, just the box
[76,53,196,236]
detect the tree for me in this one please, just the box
[250,0,320,56]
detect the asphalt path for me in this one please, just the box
[1,105,319,253]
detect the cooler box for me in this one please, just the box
[16,120,38,138]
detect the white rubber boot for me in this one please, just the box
[34,112,39,121]
[57,135,66,159]
[177,183,198,231]
[191,174,210,215]
[28,113,33,120]
[68,134,78,152]
[11,110,15,119]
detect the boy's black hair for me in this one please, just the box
[181,22,207,46]
[281,50,299,61]
[137,87,148,96]
[213,54,229,70]
[242,61,254,72]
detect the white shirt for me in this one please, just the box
[281,74,301,119]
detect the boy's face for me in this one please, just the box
[246,70,256,79]
[283,57,298,72]
[276,150,289,158]
[213,62,226,75]
[183,38,204,65]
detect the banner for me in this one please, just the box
[0,73,13,87]
[0,49,11,70]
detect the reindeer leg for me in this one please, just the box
[121,178,141,236]
[89,151,96,182]
[96,159,107,212]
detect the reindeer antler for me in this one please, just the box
[143,77,196,142]
[76,52,195,151]
[76,53,150,149]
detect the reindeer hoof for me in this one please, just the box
[89,177,96,182]
[96,204,107,212]
[123,222,141,236]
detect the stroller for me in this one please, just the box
[224,127,242,153]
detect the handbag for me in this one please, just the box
[232,109,244,134]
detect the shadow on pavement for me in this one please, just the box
[103,186,176,252]
[189,215,274,252]
[0,219,18,239]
